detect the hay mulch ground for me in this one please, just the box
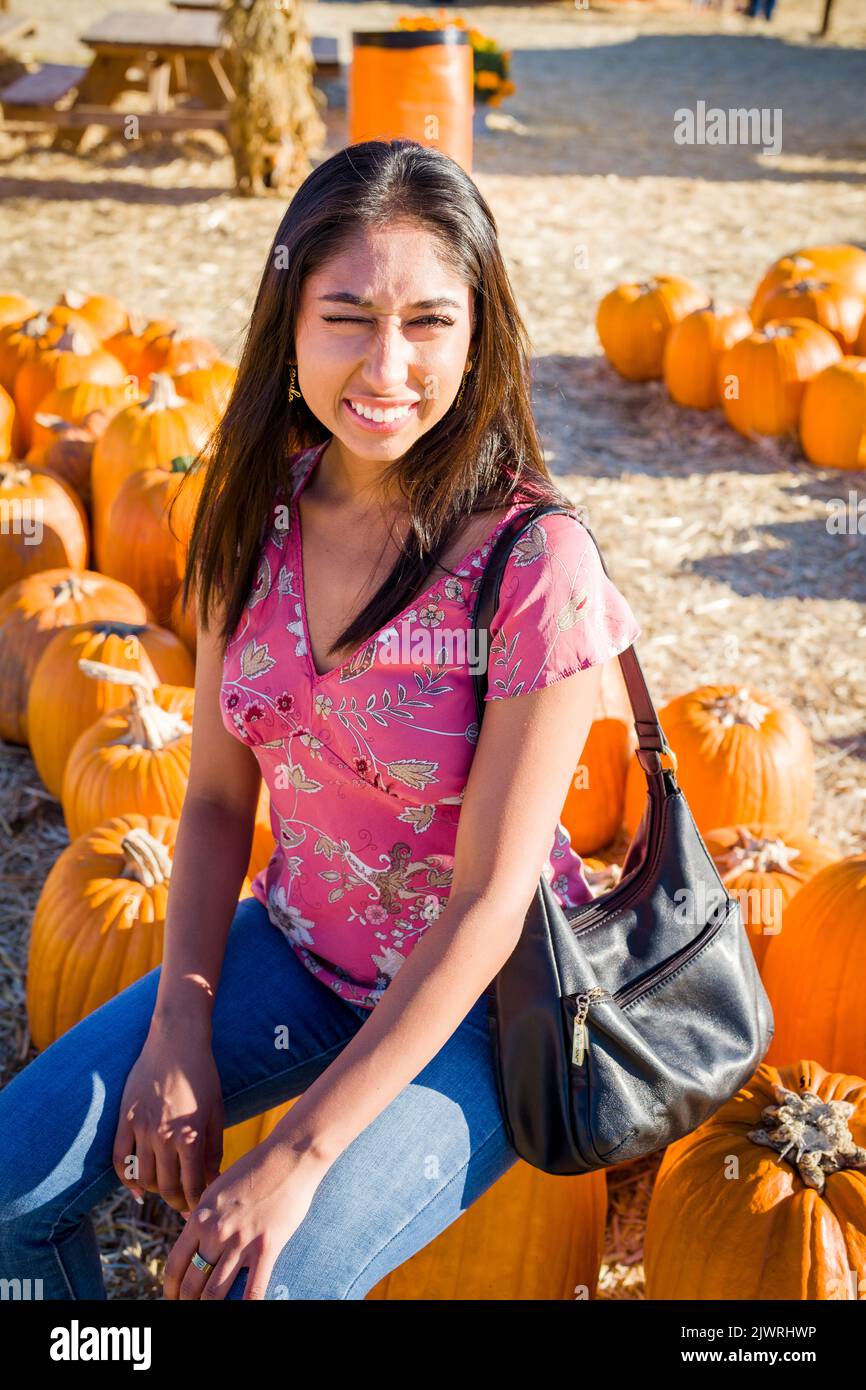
[1,0,864,1300]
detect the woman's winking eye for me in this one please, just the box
[321,314,456,328]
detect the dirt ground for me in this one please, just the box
[0,0,864,1300]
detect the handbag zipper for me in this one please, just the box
[568,901,737,1064]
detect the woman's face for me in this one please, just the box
[294,221,474,477]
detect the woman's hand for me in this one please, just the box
[112,1018,224,1215]
[161,1133,329,1300]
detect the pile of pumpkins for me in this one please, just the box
[596,242,866,470]
[1,288,864,1300]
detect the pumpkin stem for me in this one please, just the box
[77,658,191,747]
[714,827,808,880]
[703,687,772,730]
[119,827,173,887]
[33,412,74,434]
[50,325,96,357]
[747,1083,866,1194]
[51,574,101,604]
[141,372,187,414]
[59,289,88,311]
[0,465,32,489]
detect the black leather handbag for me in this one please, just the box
[470,502,775,1176]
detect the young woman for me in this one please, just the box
[0,140,641,1301]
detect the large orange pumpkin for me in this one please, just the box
[596,276,707,381]
[13,324,124,451]
[623,684,815,839]
[761,243,866,300]
[0,312,52,393]
[137,330,220,389]
[27,619,195,796]
[751,276,864,354]
[169,580,197,655]
[171,360,237,423]
[102,315,177,378]
[90,373,211,569]
[719,317,842,437]
[560,655,635,855]
[703,824,839,972]
[800,357,866,471]
[0,382,14,459]
[761,854,866,1078]
[26,813,253,1050]
[662,301,753,410]
[645,1059,866,1300]
[54,290,130,343]
[0,463,89,591]
[62,666,194,839]
[101,456,206,627]
[0,569,149,745]
[29,375,137,456]
[0,291,37,330]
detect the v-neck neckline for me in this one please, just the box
[290,439,523,686]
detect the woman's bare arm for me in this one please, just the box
[149,604,263,1037]
[264,659,604,1168]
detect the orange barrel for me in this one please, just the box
[349,29,474,174]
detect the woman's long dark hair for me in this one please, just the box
[174,139,575,659]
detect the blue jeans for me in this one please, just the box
[0,895,519,1299]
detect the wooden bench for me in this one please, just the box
[0,63,88,123]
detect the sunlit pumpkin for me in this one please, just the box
[101,456,206,627]
[14,324,126,451]
[800,357,866,471]
[763,243,866,299]
[103,315,177,378]
[90,373,211,569]
[171,360,237,423]
[596,275,707,381]
[26,813,254,1050]
[26,619,194,796]
[703,824,839,972]
[662,301,753,410]
[623,684,815,839]
[169,580,197,656]
[718,317,842,437]
[137,329,221,388]
[54,290,130,342]
[0,463,89,591]
[62,665,194,838]
[645,1059,866,1300]
[29,376,137,458]
[0,382,13,459]
[0,569,148,746]
[560,656,634,855]
[0,291,37,330]
[751,277,864,353]
[761,854,866,1078]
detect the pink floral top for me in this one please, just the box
[220,439,642,1009]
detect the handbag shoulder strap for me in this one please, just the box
[470,503,676,777]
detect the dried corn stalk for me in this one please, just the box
[221,0,327,197]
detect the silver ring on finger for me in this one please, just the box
[191,1250,215,1275]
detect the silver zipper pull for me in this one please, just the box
[571,987,610,1065]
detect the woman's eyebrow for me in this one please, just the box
[317,292,462,310]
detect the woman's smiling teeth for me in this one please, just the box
[346,398,416,423]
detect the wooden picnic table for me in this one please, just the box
[0,8,340,148]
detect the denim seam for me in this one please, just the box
[46,1038,353,1297]
[342,1118,508,1299]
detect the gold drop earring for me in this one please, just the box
[287,359,301,404]
[455,358,473,408]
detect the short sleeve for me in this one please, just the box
[483,511,641,701]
